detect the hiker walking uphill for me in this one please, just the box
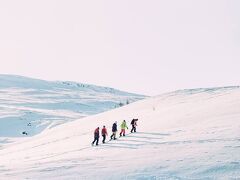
[101,126,108,144]
[92,127,100,146]
[120,120,128,137]
[110,122,117,140]
[131,119,138,133]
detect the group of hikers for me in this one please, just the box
[92,118,138,146]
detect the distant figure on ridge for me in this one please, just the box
[110,122,117,140]
[101,125,108,143]
[119,120,128,137]
[92,127,100,146]
[130,119,138,133]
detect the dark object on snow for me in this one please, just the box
[131,119,138,133]
[112,122,117,132]
[22,131,28,135]
[27,123,31,126]
[92,127,100,146]
[110,122,117,140]
[131,118,138,125]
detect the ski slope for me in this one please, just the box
[0,74,145,138]
[0,86,240,179]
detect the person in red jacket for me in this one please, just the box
[101,125,108,144]
[92,127,100,146]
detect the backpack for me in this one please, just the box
[131,119,134,125]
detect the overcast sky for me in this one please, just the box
[0,0,239,95]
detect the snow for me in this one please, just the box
[0,86,239,179]
[0,75,145,139]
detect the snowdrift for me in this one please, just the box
[0,86,239,179]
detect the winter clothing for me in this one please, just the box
[120,129,126,137]
[92,137,99,146]
[94,128,100,138]
[121,121,128,129]
[130,119,138,133]
[92,127,100,146]
[120,120,128,136]
[102,134,106,144]
[102,127,108,136]
[102,126,108,143]
[110,132,117,140]
[112,122,117,132]
[110,122,117,140]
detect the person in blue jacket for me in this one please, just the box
[110,121,117,140]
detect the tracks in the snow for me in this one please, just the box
[100,131,169,149]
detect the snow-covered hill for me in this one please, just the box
[0,86,239,179]
[0,74,146,138]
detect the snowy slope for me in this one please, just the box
[0,74,146,138]
[0,86,240,179]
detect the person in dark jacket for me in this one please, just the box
[130,119,138,133]
[110,122,117,140]
[92,127,100,146]
[101,125,108,143]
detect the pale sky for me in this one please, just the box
[0,0,239,95]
